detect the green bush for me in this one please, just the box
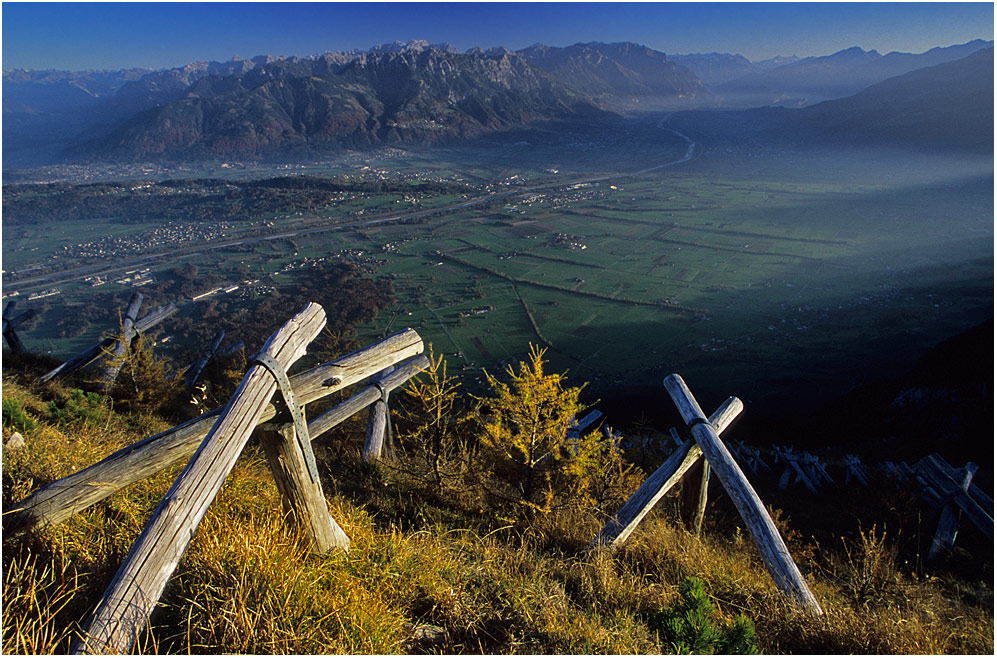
[46,389,108,427]
[649,576,759,655]
[2,397,36,433]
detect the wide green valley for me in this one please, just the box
[5,115,992,429]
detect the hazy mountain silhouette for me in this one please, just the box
[671,48,994,154]
[715,39,992,107]
[4,39,993,165]
[796,47,994,152]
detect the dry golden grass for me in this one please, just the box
[2,375,993,654]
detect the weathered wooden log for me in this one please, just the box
[663,374,824,616]
[969,484,994,517]
[260,423,350,555]
[39,302,176,384]
[95,293,144,391]
[183,330,225,389]
[40,339,114,384]
[590,397,743,551]
[6,328,424,532]
[568,409,603,438]
[74,302,326,655]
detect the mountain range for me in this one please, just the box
[94,48,607,160]
[2,38,993,165]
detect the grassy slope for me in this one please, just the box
[2,373,992,655]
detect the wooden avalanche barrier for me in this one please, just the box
[913,453,993,558]
[662,374,823,616]
[66,304,429,654]
[95,292,144,391]
[3,300,37,353]
[593,376,823,617]
[183,329,226,389]
[39,301,177,384]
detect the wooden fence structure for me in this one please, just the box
[182,329,227,390]
[4,303,427,653]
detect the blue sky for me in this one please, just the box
[2,2,993,71]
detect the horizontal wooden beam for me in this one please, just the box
[303,356,428,439]
[6,329,424,532]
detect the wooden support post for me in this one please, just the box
[184,330,225,389]
[363,401,388,461]
[7,329,424,532]
[590,397,743,551]
[382,392,397,461]
[40,302,176,384]
[260,423,350,554]
[74,303,326,655]
[680,458,710,536]
[663,374,824,617]
[379,365,397,460]
[96,292,144,391]
[362,366,394,462]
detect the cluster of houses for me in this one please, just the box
[57,221,234,262]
